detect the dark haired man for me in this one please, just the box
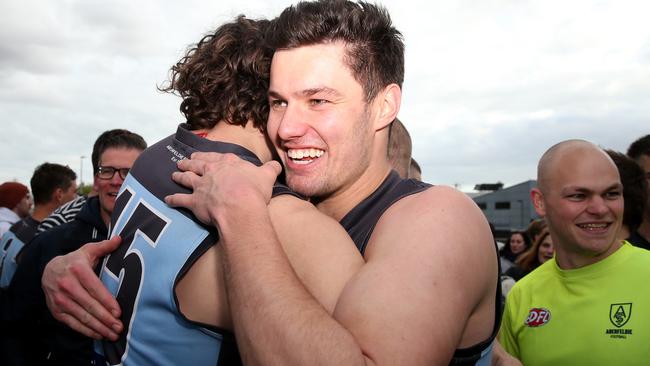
[1,129,145,365]
[627,134,650,248]
[0,163,77,289]
[41,16,362,365]
[169,1,499,364]
[499,140,650,365]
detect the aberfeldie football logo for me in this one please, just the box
[605,303,632,339]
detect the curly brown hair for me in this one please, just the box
[160,16,272,131]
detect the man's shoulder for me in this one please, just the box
[620,241,650,270]
[378,185,488,238]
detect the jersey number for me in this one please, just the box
[103,189,169,364]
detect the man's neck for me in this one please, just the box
[31,204,55,222]
[314,163,393,222]
[555,239,624,270]
[200,121,273,164]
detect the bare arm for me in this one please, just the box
[42,237,123,340]
[168,153,498,365]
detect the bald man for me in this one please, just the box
[498,140,650,365]
[387,118,413,178]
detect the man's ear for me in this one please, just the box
[93,176,100,193]
[53,187,64,205]
[531,188,546,217]
[373,83,401,131]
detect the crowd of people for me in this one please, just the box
[0,1,648,365]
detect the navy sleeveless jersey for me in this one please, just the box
[99,124,297,366]
[0,216,40,289]
[339,171,501,366]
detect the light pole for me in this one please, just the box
[80,155,86,190]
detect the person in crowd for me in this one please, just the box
[1,129,146,366]
[626,135,650,248]
[42,1,500,365]
[606,149,648,248]
[525,218,546,244]
[504,228,553,281]
[0,163,77,289]
[410,158,422,180]
[498,139,650,365]
[499,231,531,273]
[387,117,413,178]
[0,182,31,237]
[37,195,94,234]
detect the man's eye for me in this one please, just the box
[270,99,287,108]
[309,99,328,106]
[605,191,621,199]
[567,194,585,200]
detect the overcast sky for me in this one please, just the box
[1,0,648,192]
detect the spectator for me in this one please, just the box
[387,118,412,178]
[1,129,146,366]
[504,228,554,281]
[0,182,31,237]
[0,163,77,289]
[409,158,422,180]
[498,139,650,365]
[626,135,650,248]
[499,231,531,273]
[606,150,648,248]
[525,218,547,244]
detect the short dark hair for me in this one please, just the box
[606,149,648,232]
[267,0,404,102]
[30,163,77,205]
[91,129,147,175]
[160,16,272,131]
[627,134,650,161]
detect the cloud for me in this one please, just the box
[1,0,649,194]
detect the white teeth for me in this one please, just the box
[287,148,324,160]
[578,223,607,229]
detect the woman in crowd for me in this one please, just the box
[506,228,554,281]
[499,230,531,273]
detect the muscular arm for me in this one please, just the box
[185,175,497,364]
[176,194,363,327]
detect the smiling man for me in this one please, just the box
[168,1,500,365]
[1,129,145,366]
[498,139,650,365]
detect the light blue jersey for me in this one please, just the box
[98,126,247,365]
[0,217,39,289]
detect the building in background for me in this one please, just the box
[471,180,538,240]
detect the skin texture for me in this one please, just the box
[531,140,624,270]
[166,42,498,365]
